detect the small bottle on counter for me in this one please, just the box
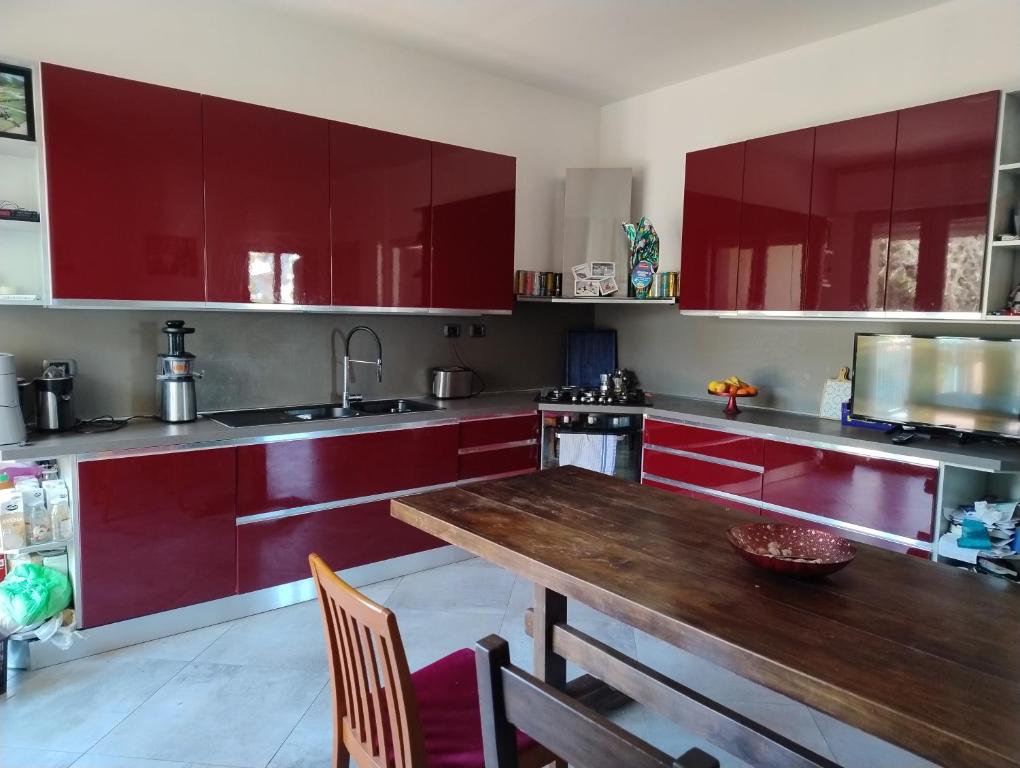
[25,487,52,545]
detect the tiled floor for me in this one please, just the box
[1,558,938,768]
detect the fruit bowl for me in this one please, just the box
[707,388,756,416]
[727,523,856,578]
[706,377,757,416]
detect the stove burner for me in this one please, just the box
[537,385,650,407]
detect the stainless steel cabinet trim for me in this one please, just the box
[641,473,762,508]
[458,438,537,455]
[643,443,763,473]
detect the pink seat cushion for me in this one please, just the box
[412,647,537,768]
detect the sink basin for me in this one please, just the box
[350,398,442,415]
[205,398,440,428]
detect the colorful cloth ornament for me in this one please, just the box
[622,217,660,298]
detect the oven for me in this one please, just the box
[539,410,643,482]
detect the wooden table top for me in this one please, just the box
[391,466,1020,768]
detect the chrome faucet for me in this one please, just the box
[342,326,383,408]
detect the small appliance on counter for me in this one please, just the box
[431,366,477,399]
[35,360,77,432]
[0,353,27,446]
[157,320,202,423]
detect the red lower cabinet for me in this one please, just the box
[236,501,443,593]
[237,425,458,516]
[642,448,762,499]
[760,509,930,559]
[78,447,238,628]
[762,440,937,544]
[642,478,762,517]
[459,445,538,481]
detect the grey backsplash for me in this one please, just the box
[594,306,1020,415]
[1,303,594,419]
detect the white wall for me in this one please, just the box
[596,0,1020,413]
[1,0,601,272]
[599,0,1020,272]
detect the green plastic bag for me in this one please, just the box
[0,563,72,628]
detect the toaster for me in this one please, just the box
[431,366,475,399]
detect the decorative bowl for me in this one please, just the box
[727,522,856,578]
[707,389,756,416]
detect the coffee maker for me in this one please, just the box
[35,359,77,432]
[157,321,201,423]
[0,353,27,446]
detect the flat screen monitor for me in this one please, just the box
[851,334,1020,438]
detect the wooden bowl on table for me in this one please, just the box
[727,522,856,578]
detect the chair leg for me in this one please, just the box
[335,744,351,768]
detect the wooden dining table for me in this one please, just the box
[391,465,1020,768]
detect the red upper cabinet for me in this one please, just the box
[430,143,516,311]
[679,142,744,310]
[803,112,898,312]
[204,97,331,305]
[331,123,431,308]
[78,447,237,627]
[886,91,999,313]
[737,128,815,311]
[43,64,205,301]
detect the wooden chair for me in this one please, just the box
[310,554,562,768]
[475,634,721,768]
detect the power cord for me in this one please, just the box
[448,338,486,396]
[72,415,158,434]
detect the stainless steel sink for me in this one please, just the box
[350,398,442,415]
[205,398,441,428]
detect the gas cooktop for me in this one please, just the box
[536,386,651,407]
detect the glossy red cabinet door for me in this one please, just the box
[43,64,205,301]
[78,448,237,628]
[760,509,929,559]
[642,448,762,500]
[204,97,331,305]
[886,91,999,313]
[237,501,443,593]
[331,123,431,308]
[803,112,898,311]
[643,420,763,466]
[236,425,458,517]
[736,128,815,311]
[459,414,539,449]
[642,478,762,517]
[459,445,538,481]
[761,441,936,543]
[430,143,516,311]
[679,142,744,310]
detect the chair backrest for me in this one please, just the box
[475,635,720,768]
[310,553,426,768]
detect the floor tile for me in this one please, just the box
[266,683,332,768]
[358,576,402,605]
[0,655,186,752]
[385,558,515,614]
[811,709,939,768]
[638,709,755,768]
[727,701,834,760]
[390,605,505,671]
[71,755,191,767]
[104,623,232,664]
[195,600,328,674]
[0,746,80,768]
[91,662,325,768]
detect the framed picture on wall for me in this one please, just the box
[0,63,36,142]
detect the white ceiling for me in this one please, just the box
[236,0,950,104]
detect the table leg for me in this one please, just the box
[533,584,567,689]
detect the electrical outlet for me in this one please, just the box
[468,323,486,338]
[443,324,461,338]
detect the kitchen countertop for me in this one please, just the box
[3,390,1018,472]
[0,392,540,462]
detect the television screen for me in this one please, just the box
[851,334,1020,438]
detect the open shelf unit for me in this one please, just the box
[516,296,677,305]
[0,57,48,306]
[984,89,1020,318]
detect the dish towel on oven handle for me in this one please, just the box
[557,433,618,475]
